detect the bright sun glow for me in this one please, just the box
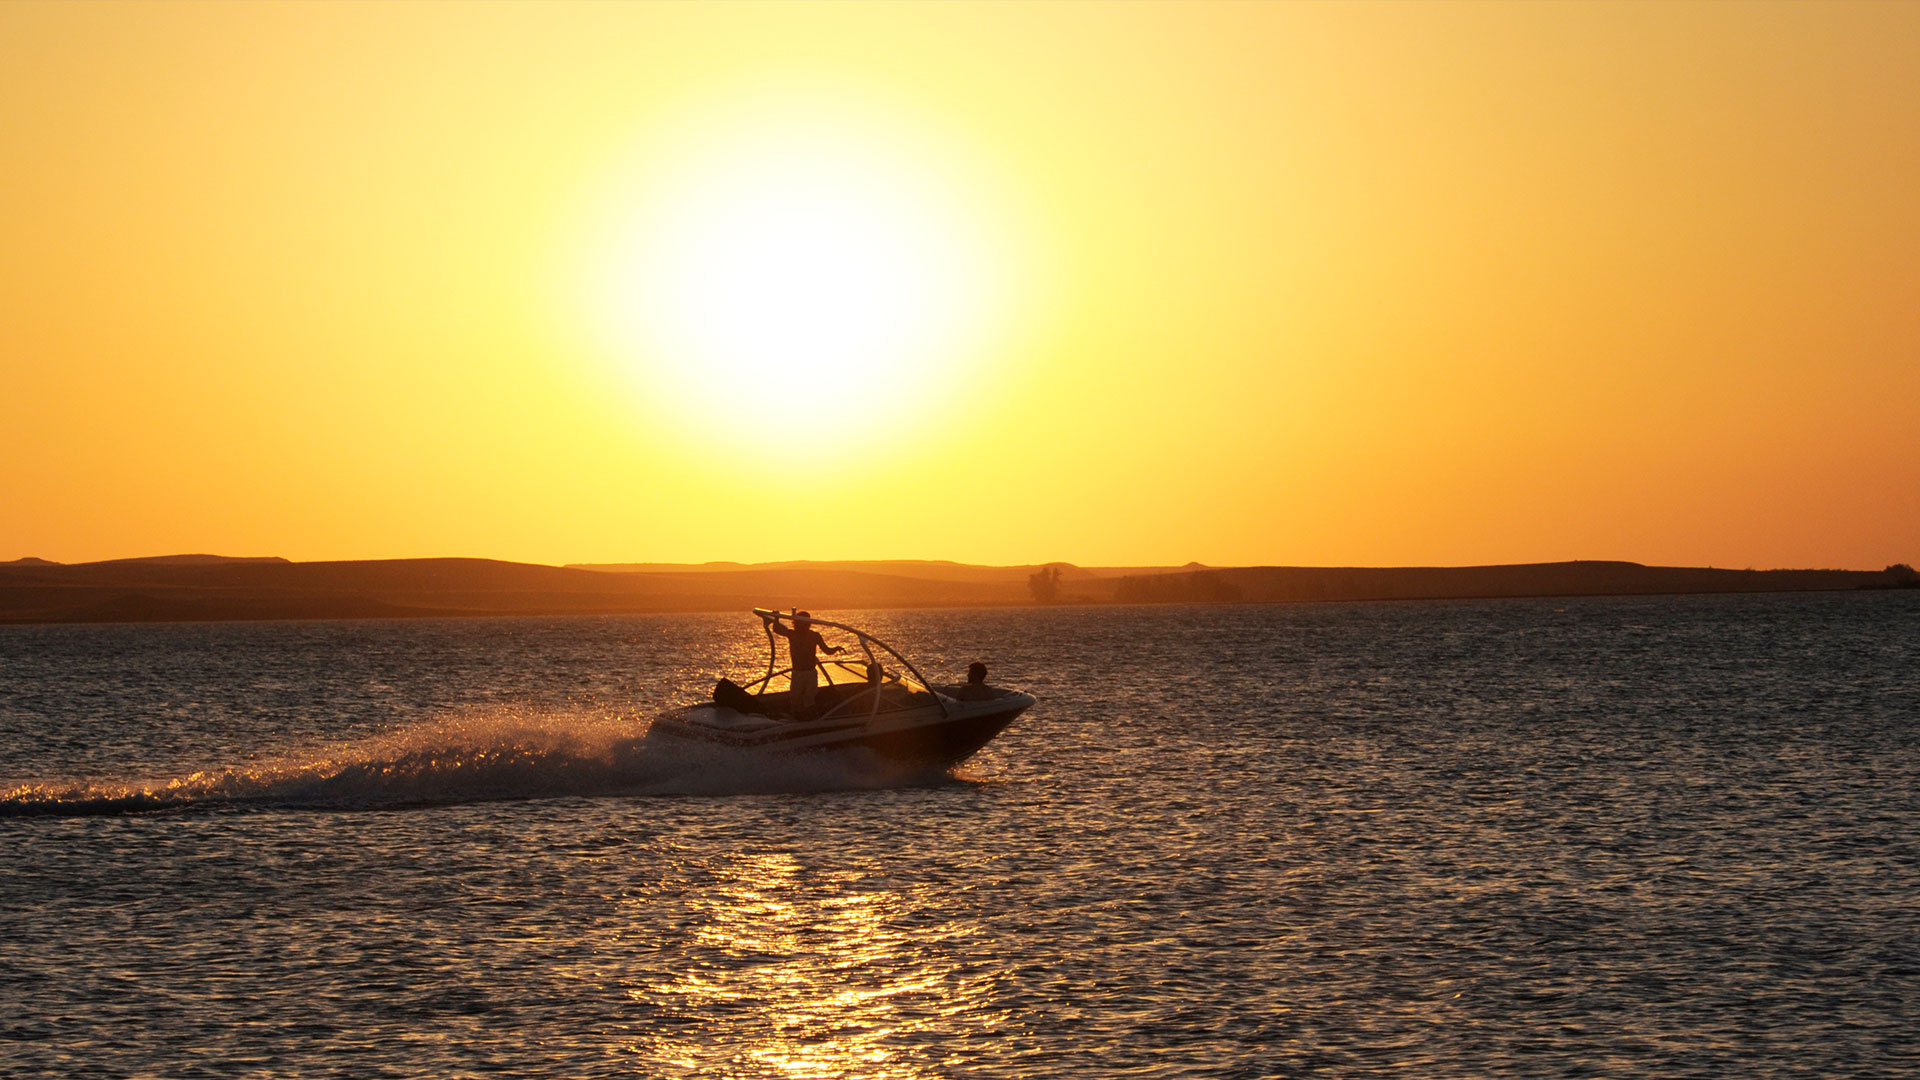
[586,116,1007,452]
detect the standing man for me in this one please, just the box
[768,609,841,718]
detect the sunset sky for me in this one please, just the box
[5,1,1916,569]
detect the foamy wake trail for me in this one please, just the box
[1,708,951,817]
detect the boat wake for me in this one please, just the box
[0,709,964,818]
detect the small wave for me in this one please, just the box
[0,709,955,817]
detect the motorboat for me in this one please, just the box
[647,608,1036,769]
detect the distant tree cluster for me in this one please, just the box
[1027,565,1064,604]
[1884,563,1919,586]
[1113,571,1243,604]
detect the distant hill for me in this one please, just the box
[0,555,1905,624]
[0,557,1028,623]
[87,554,292,567]
[1093,561,1894,604]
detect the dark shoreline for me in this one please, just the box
[1,556,1910,625]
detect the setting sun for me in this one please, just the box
[577,106,1012,451]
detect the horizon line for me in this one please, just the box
[5,552,1909,574]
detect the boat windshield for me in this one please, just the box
[816,659,931,697]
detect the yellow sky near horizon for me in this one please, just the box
[4,1,1916,570]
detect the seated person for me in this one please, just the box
[954,661,997,701]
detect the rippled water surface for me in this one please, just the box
[4,595,1918,1077]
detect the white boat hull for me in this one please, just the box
[648,692,1035,770]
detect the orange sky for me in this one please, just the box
[4,1,1916,569]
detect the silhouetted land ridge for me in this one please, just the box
[1,556,1910,624]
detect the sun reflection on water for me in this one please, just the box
[626,851,997,1078]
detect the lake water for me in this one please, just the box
[3,594,1918,1078]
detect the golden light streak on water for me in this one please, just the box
[606,846,1011,1079]
[641,851,946,1079]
